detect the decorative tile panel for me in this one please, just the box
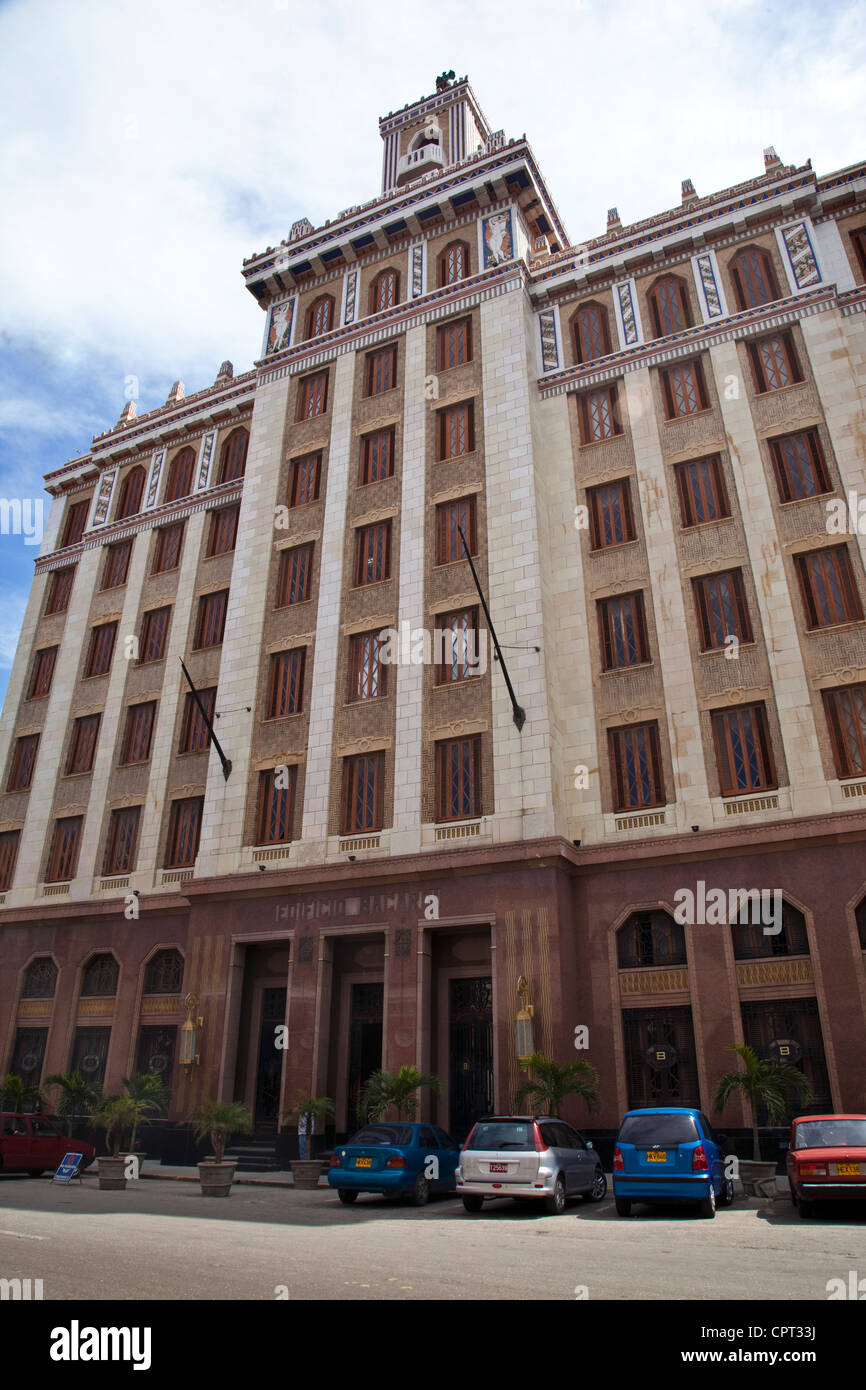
[538,308,559,371]
[144,450,165,510]
[411,244,424,298]
[615,280,639,345]
[481,209,514,268]
[736,957,813,988]
[90,469,117,528]
[195,431,217,491]
[265,297,295,355]
[343,270,358,325]
[781,221,821,289]
[695,253,724,318]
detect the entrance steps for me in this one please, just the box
[226,1139,281,1172]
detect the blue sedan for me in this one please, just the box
[327,1122,461,1205]
[613,1107,734,1218]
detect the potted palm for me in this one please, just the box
[1,1072,45,1115]
[93,1096,139,1190]
[714,1043,813,1197]
[122,1072,169,1155]
[514,1053,600,1117]
[44,1070,103,1136]
[359,1065,442,1122]
[283,1092,336,1189]
[192,1099,252,1196]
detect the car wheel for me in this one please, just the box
[698,1184,717,1219]
[462,1195,484,1213]
[790,1185,798,1208]
[717,1177,734,1207]
[337,1189,358,1205]
[798,1197,815,1219]
[544,1175,567,1215]
[584,1168,607,1203]
[410,1173,430,1207]
[614,1197,632,1217]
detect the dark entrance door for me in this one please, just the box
[622,1005,699,1109]
[449,977,493,1136]
[347,983,383,1133]
[254,987,287,1131]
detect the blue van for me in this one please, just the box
[612,1107,733,1218]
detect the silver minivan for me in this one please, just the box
[457,1115,607,1214]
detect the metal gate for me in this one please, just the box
[449,977,493,1136]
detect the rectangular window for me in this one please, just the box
[66,714,100,775]
[46,815,83,882]
[120,701,156,765]
[7,734,39,792]
[598,592,650,670]
[823,683,866,779]
[674,455,730,527]
[609,722,664,810]
[660,359,708,418]
[693,569,752,651]
[178,686,216,754]
[194,590,229,649]
[289,453,321,507]
[62,499,90,547]
[256,767,297,845]
[348,631,387,702]
[354,522,391,585]
[578,386,621,443]
[85,622,118,678]
[795,546,864,629]
[437,318,472,370]
[364,344,397,396]
[206,504,239,557]
[165,797,203,868]
[139,607,171,663]
[28,647,58,699]
[436,495,478,564]
[342,752,385,833]
[296,370,328,420]
[435,608,480,684]
[275,544,313,606]
[360,429,395,485]
[103,806,141,876]
[747,331,802,392]
[0,829,21,891]
[152,522,184,574]
[266,648,306,718]
[769,429,831,502]
[712,703,776,796]
[587,479,635,549]
[438,401,475,460]
[45,567,75,614]
[436,735,482,822]
[849,227,866,282]
[101,540,132,590]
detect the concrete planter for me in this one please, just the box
[97,1155,129,1191]
[739,1159,778,1198]
[290,1160,322,1190]
[197,1160,238,1197]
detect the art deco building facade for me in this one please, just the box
[2,78,866,1143]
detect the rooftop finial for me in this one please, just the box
[435,69,455,92]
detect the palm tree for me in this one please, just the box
[192,1099,253,1165]
[513,1053,599,1118]
[122,1073,169,1151]
[44,1071,103,1135]
[282,1092,335,1159]
[360,1066,442,1122]
[94,1096,140,1157]
[1,1073,45,1115]
[714,1043,813,1161]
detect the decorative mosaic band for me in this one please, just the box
[538,308,559,371]
[695,253,723,317]
[144,449,166,510]
[195,431,217,491]
[781,221,821,289]
[89,469,117,529]
[616,281,639,345]
[343,270,358,325]
[265,297,295,355]
[411,244,424,298]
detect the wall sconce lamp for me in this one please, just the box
[179,992,203,1069]
[514,975,535,1065]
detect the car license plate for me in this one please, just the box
[835,1162,862,1176]
[354,1157,372,1168]
[646,1151,667,1162]
[489,1163,508,1173]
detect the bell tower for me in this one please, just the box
[379,73,492,193]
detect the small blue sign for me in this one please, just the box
[52,1152,84,1184]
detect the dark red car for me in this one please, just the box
[787,1113,866,1217]
[0,1113,95,1176]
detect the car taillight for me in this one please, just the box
[692,1144,709,1172]
[328,1154,341,1167]
[799,1163,827,1176]
[384,1155,406,1169]
[462,1125,477,1151]
[613,1145,624,1171]
[534,1124,548,1153]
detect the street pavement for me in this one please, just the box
[0,1172,863,1301]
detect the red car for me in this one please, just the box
[787,1113,866,1217]
[0,1113,95,1176]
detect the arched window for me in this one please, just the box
[369,268,399,315]
[729,246,780,310]
[143,949,184,995]
[617,910,686,968]
[164,447,196,504]
[573,301,612,363]
[81,953,119,997]
[115,466,146,521]
[439,241,469,287]
[218,427,248,484]
[305,294,335,340]
[22,957,57,999]
[647,275,692,338]
[731,898,809,960]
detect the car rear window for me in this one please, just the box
[464,1121,535,1151]
[347,1125,413,1146]
[618,1113,699,1145]
[794,1119,866,1149]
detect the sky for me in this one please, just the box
[0,0,863,706]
